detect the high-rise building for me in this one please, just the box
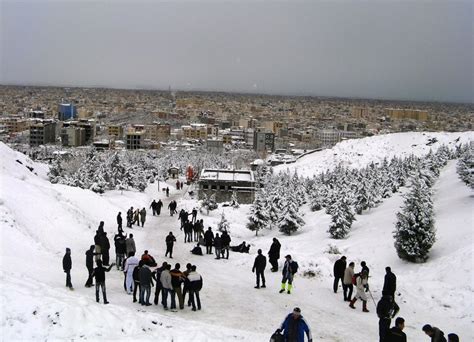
[29,120,57,146]
[253,128,275,153]
[58,103,77,121]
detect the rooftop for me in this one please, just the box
[200,169,254,182]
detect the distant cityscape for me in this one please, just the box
[1,85,473,162]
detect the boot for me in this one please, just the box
[362,300,369,312]
[349,298,356,309]
[279,283,286,293]
[287,284,292,294]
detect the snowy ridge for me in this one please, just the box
[1,133,473,341]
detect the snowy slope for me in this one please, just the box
[275,131,474,177]
[1,133,473,341]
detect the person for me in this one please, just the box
[160,264,175,310]
[221,230,231,259]
[268,238,281,272]
[99,232,111,266]
[62,247,73,290]
[124,251,139,295]
[343,262,355,301]
[168,200,175,216]
[182,263,193,307]
[214,233,222,259]
[114,229,126,270]
[85,245,96,287]
[93,230,102,262]
[97,221,105,234]
[166,187,169,197]
[333,256,346,293]
[422,324,447,342]
[141,250,157,267]
[252,249,266,288]
[231,241,250,253]
[178,209,188,230]
[383,267,397,299]
[191,243,203,256]
[150,200,157,216]
[125,233,136,256]
[92,260,114,304]
[204,227,214,254]
[447,333,459,342]
[140,208,146,227]
[165,232,176,258]
[153,262,168,305]
[170,263,185,309]
[187,265,203,311]
[277,307,313,342]
[387,317,407,342]
[156,199,163,215]
[377,295,400,341]
[139,260,153,306]
[361,261,370,275]
[192,221,201,242]
[127,207,133,227]
[191,208,198,223]
[133,208,140,225]
[132,260,143,303]
[176,180,180,190]
[349,270,369,312]
[184,220,193,243]
[117,212,122,230]
[279,255,298,294]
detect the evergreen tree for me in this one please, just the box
[457,145,474,189]
[328,196,355,239]
[247,190,269,235]
[393,174,436,263]
[354,178,375,215]
[231,191,240,208]
[48,157,64,184]
[217,211,230,233]
[277,195,305,235]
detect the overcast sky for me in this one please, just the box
[1,0,472,103]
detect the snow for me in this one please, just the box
[200,169,254,182]
[1,131,473,341]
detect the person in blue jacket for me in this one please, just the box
[278,307,312,342]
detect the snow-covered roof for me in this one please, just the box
[200,169,254,182]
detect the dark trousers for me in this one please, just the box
[221,246,229,259]
[189,290,201,310]
[165,244,173,258]
[256,270,266,287]
[118,221,122,229]
[85,266,94,286]
[215,248,221,259]
[140,285,151,305]
[206,244,212,254]
[162,288,176,309]
[65,270,72,288]
[343,283,353,301]
[154,286,162,305]
[133,281,141,302]
[96,282,107,303]
[173,286,184,309]
[102,250,110,266]
[333,276,343,293]
[269,258,278,271]
[116,253,125,270]
[152,209,156,216]
[379,318,391,342]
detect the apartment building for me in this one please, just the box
[253,128,275,152]
[61,126,86,147]
[29,120,57,146]
[107,125,124,138]
[126,130,144,150]
[146,123,171,142]
[0,116,29,133]
[386,108,428,121]
[182,123,208,140]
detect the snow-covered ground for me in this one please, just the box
[0,132,473,341]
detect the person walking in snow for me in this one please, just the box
[92,259,114,304]
[387,317,407,342]
[126,207,133,227]
[114,229,126,270]
[178,209,188,230]
[156,199,163,215]
[333,255,346,293]
[140,208,146,227]
[377,294,400,342]
[85,245,96,287]
[187,265,203,311]
[204,227,214,254]
[221,230,231,259]
[184,220,193,243]
[63,247,73,290]
[383,267,397,299]
[268,238,281,272]
[153,262,168,305]
[117,212,122,230]
[165,232,176,258]
[277,307,313,342]
[214,233,222,259]
[150,200,157,216]
[349,270,370,312]
[191,208,198,223]
[124,251,139,295]
[99,232,111,266]
[168,200,176,216]
[125,233,136,256]
[93,230,102,262]
[133,208,140,225]
[160,263,175,310]
[279,255,298,294]
[252,249,266,289]
[176,180,180,190]
[343,262,355,301]
[166,187,170,197]
[422,324,447,342]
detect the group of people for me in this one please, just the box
[124,207,147,228]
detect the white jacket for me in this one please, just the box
[124,256,139,273]
[160,269,172,290]
[355,276,368,301]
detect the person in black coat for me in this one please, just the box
[377,295,400,342]
[221,230,231,259]
[100,232,111,266]
[153,262,168,305]
[114,229,126,270]
[383,267,397,298]
[63,248,73,289]
[333,256,346,293]
[150,200,157,216]
[85,245,96,287]
[268,238,281,272]
[165,232,176,258]
[116,212,122,229]
[156,199,163,215]
[252,249,267,288]
[92,260,114,304]
[187,265,203,311]
[139,263,154,306]
[204,227,214,254]
[387,317,407,342]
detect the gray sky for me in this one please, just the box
[1,0,472,103]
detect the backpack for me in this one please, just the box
[352,273,360,285]
[270,330,284,342]
[291,261,299,274]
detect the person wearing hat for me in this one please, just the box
[277,307,313,342]
[279,255,298,294]
[62,247,73,290]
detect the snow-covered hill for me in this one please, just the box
[0,132,473,341]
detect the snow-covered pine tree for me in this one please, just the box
[48,157,64,184]
[354,178,375,215]
[277,194,305,235]
[247,189,269,235]
[217,211,230,233]
[231,190,240,208]
[327,196,355,239]
[457,144,474,189]
[393,173,436,263]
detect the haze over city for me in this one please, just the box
[1,0,472,103]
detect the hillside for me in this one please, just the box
[0,132,473,341]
